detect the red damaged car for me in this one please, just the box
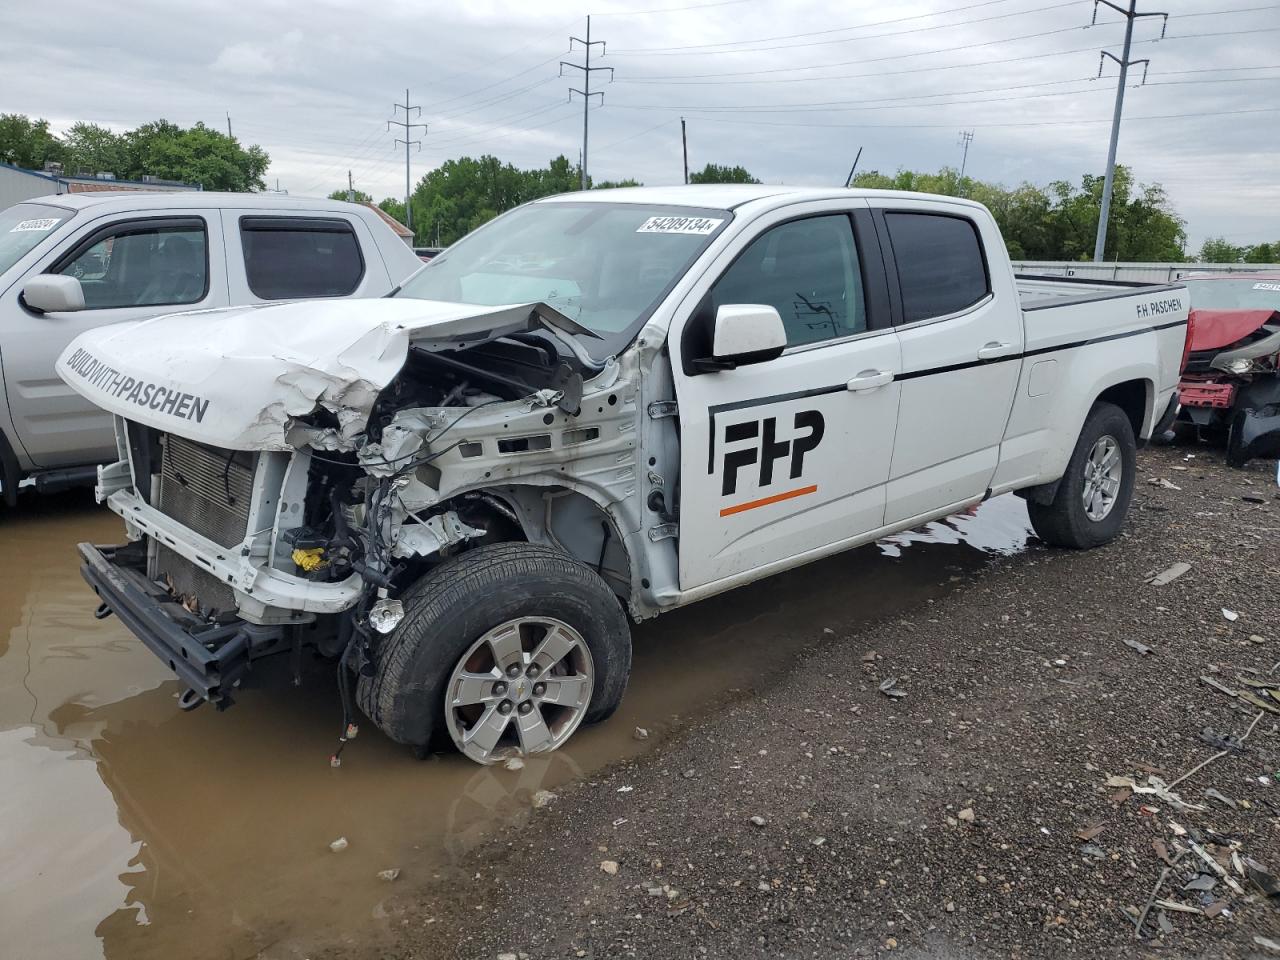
[1175,273,1280,466]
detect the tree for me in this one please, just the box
[594,178,643,189]
[63,122,126,176]
[1244,242,1279,264]
[0,114,269,190]
[390,154,642,245]
[1198,237,1245,263]
[0,114,63,169]
[328,188,374,203]
[689,163,760,184]
[852,164,1186,262]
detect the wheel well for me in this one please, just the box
[456,486,633,601]
[1095,380,1149,440]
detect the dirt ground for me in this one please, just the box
[335,444,1280,960]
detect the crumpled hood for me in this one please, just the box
[1188,308,1278,352]
[55,297,561,450]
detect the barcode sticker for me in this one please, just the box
[10,218,61,233]
[636,216,724,236]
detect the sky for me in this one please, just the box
[1,0,1277,250]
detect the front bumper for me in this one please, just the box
[78,541,278,707]
[105,486,363,619]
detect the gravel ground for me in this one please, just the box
[342,444,1280,960]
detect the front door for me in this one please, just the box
[3,212,227,468]
[672,209,902,591]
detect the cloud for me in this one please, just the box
[1,0,1276,246]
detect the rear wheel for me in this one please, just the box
[357,542,631,763]
[1028,402,1136,549]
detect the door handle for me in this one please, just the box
[846,370,894,392]
[977,341,1015,360]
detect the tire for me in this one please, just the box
[356,542,631,761]
[1027,402,1136,550]
[1225,411,1250,469]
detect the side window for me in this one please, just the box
[884,213,989,323]
[240,217,364,300]
[711,215,866,347]
[55,219,208,309]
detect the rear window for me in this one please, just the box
[240,217,364,300]
[885,213,989,323]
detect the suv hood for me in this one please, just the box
[55,297,589,450]
[1187,308,1278,352]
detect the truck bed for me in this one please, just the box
[1015,273,1185,308]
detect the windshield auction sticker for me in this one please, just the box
[636,216,724,235]
[10,218,61,232]
[1252,282,1280,291]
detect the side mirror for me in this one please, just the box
[699,304,786,372]
[23,275,85,314]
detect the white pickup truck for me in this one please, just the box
[60,185,1188,764]
[0,192,422,506]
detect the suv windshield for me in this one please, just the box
[394,202,731,359]
[1186,278,1280,312]
[0,202,73,277]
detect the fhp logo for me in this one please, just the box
[721,410,825,497]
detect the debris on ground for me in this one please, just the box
[749,816,766,828]
[1123,637,1155,656]
[1148,561,1192,585]
[1223,607,1240,622]
[600,860,619,876]
[633,727,649,741]
[957,807,976,823]
[1200,727,1247,753]
[1148,477,1182,490]
[877,676,907,699]
[376,868,400,882]
[329,837,348,853]
[1205,787,1238,809]
[531,790,557,809]
[503,757,525,771]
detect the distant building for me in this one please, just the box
[0,161,200,209]
[359,201,414,248]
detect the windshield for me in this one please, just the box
[1186,278,1280,312]
[394,202,731,358]
[0,202,73,277]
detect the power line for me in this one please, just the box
[1093,0,1169,263]
[670,105,1278,131]
[594,0,757,16]
[610,0,1017,52]
[611,0,1083,57]
[561,16,613,190]
[616,22,1280,83]
[387,89,426,233]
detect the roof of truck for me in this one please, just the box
[21,191,391,216]
[536,184,988,211]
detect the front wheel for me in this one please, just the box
[357,543,632,764]
[1028,402,1137,549]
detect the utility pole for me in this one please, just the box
[347,170,355,203]
[681,117,689,184]
[561,16,613,191]
[1092,0,1167,262]
[388,89,426,233]
[226,111,233,139]
[957,130,974,181]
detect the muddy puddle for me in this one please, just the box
[0,491,1031,959]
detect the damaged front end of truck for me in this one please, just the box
[59,296,648,721]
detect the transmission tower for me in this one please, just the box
[1092,0,1168,262]
[388,89,426,234]
[561,16,613,191]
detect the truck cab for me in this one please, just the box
[0,193,422,505]
[59,186,1189,764]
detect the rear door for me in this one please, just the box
[223,211,390,303]
[875,203,1023,524]
[3,211,228,467]
[672,203,902,590]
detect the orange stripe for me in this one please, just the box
[719,484,818,517]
